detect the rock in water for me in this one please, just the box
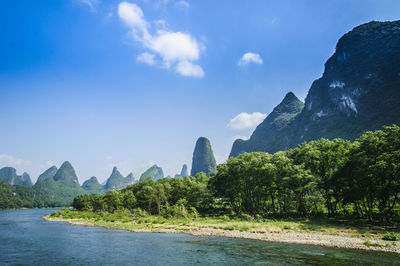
[139,165,164,182]
[191,137,216,176]
[230,20,400,156]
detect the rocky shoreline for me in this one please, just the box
[44,216,400,254]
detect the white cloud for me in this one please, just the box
[238,52,263,66]
[231,135,250,142]
[137,52,156,65]
[0,154,31,168]
[176,1,190,8]
[175,60,204,77]
[118,2,204,77]
[228,112,267,130]
[78,0,99,12]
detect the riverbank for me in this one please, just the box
[44,210,400,254]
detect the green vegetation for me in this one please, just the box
[0,161,89,209]
[383,232,400,241]
[65,126,400,228]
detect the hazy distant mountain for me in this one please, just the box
[0,167,33,186]
[104,167,135,191]
[139,165,164,182]
[34,162,86,206]
[191,137,216,177]
[175,164,188,178]
[82,176,105,194]
[230,20,400,156]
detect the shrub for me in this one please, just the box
[382,232,400,241]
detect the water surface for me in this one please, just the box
[0,209,399,265]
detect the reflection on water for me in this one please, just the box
[0,209,399,265]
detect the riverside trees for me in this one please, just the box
[72,126,400,224]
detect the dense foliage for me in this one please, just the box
[73,126,400,224]
[73,172,211,218]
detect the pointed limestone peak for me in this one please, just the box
[180,164,188,177]
[82,176,105,194]
[36,166,58,184]
[53,161,80,186]
[273,91,304,115]
[191,137,216,177]
[104,167,125,190]
[139,165,164,182]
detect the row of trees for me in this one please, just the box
[211,125,400,223]
[73,173,212,218]
[73,125,400,224]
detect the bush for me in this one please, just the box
[382,232,400,241]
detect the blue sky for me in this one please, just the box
[1,0,399,183]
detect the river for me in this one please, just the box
[0,209,399,265]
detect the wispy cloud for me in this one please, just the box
[176,1,190,8]
[78,0,99,12]
[118,2,204,77]
[227,112,266,130]
[238,52,263,66]
[231,135,250,142]
[137,52,156,65]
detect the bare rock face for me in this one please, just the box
[231,20,400,156]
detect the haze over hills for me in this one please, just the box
[230,20,400,157]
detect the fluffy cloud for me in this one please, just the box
[118,2,204,77]
[238,52,263,66]
[228,112,267,130]
[175,60,204,77]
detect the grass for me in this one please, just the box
[45,209,399,241]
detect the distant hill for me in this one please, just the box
[230,20,400,156]
[104,167,135,191]
[0,167,33,186]
[34,162,87,206]
[82,176,106,194]
[139,165,164,182]
[175,164,188,178]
